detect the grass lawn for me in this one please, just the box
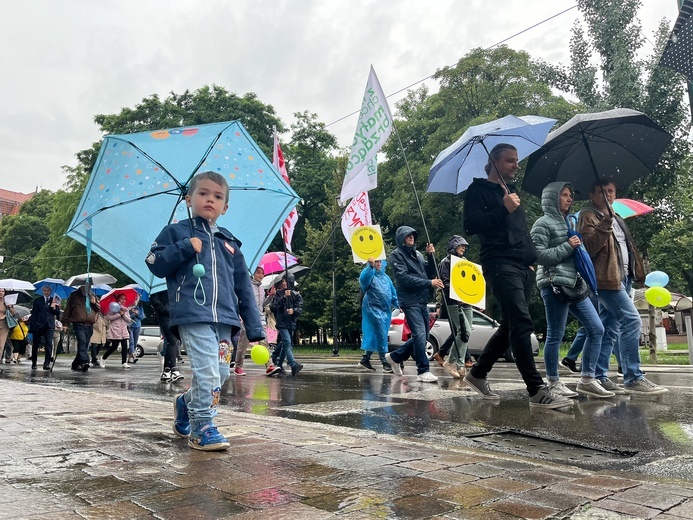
[546,342,691,365]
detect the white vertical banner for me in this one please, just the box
[340,191,372,242]
[273,130,298,252]
[339,65,393,204]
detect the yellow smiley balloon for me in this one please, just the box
[350,225,385,261]
[451,259,485,305]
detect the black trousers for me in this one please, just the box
[31,327,53,366]
[470,263,544,395]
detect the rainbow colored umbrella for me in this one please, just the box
[612,199,654,219]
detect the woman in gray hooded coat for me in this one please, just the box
[530,182,612,399]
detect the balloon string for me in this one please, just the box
[194,277,206,306]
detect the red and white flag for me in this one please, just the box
[274,130,298,252]
[341,191,372,242]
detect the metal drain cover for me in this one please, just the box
[467,430,637,461]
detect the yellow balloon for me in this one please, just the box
[350,225,385,261]
[250,344,270,365]
[645,287,671,308]
[450,259,485,305]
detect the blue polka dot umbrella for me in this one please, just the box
[66,121,300,294]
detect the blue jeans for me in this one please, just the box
[178,323,233,430]
[540,287,604,380]
[595,279,643,385]
[388,303,430,375]
[472,264,544,394]
[73,323,93,366]
[275,327,298,369]
[129,326,141,355]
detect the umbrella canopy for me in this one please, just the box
[427,115,557,194]
[259,251,298,275]
[33,278,77,299]
[0,279,36,291]
[612,198,654,219]
[123,283,149,302]
[523,108,673,200]
[66,273,117,287]
[91,284,113,296]
[13,305,30,318]
[261,265,310,289]
[99,287,139,315]
[659,0,693,80]
[3,290,34,305]
[66,120,300,294]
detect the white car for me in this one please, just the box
[135,326,163,357]
[387,305,539,362]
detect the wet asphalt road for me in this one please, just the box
[3,353,693,479]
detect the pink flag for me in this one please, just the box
[274,131,298,252]
[341,191,372,242]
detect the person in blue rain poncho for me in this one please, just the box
[357,257,399,372]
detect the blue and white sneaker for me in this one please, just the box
[173,393,190,437]
[188,424,230,451]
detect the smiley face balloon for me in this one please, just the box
[450,257,486,307]
[349,224,386,262]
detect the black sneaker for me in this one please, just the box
[559,357,579,373]
[358,360,375,371]
[291,363,303,376]
[382,365,393,373]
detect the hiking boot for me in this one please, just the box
[385,353,403,376]
[576,380,615,398]
[599,378,627,395]
[291,363,303,376]
[529,386,573,409]
[416,371,438,383]
[559,357,579,373]
[358,360,375,371]
[173,394,190,437]
[624,378,668,396]
[160,368,172,382]
[188,424,229,451]
[548,380,578,398]
[463,373,500,400]
[170,369,184,382]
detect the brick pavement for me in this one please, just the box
[1,380,692,519]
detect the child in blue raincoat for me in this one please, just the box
[357,257,399,372]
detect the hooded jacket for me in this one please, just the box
[389,226,436,307]
[578,202,645,291]
[530,182,578,290]
[359,260,399,353]
[438,235,469,308]
[269,278,303,330]
[145,216,264,342]
[463,177,537,268]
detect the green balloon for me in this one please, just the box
[250,344,270,365]
[645,287,671,308]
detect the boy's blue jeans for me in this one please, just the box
[275,327,298,368]
[178,323,232,431]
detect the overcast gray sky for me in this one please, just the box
[0,0,677,194]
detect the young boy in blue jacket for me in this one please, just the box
[145,171,265,451]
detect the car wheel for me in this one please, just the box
[135,345,144,358]
[426,337,439,361]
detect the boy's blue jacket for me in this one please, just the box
[145,216,265,341]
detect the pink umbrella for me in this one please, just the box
[612,198,654,219]
[259,252,298,275]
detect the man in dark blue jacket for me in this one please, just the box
[270,276,303,376]
[29,285,61,370]
[385,225,443,383]
[463,143,570,409]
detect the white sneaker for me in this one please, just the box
[548,380,578,398]
[416,371,438,383]
[122,363,131,368]
[99,357,105,368]
[385,353,403,376]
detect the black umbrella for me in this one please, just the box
[522,108,673,200]
[659,0,693,80]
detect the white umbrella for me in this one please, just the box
[65,273,117,287]
[0,278,36,291]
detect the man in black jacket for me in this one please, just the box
[384,225,443,383]
[463,143,570,409]
[29,285,61,370]
[270,276,303,376]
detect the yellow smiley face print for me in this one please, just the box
[349,225,385,262]
[450,258,485,306]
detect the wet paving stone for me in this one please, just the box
[487,498,559,519]
[426,483,505,508]
[512,469,580,486]
[593,497,663,518]
[396,458,449,472]
[473,476,539,494]
[75,500,155,519]
[389,494,456,519]
[609,485,687,510]
[233,487,301,509]
[231,501,334,519]
[450,463,506,478]
[548,481,614,500]
[513,487,588,511]
[133,485,229,512]
[418,468,479,486]
[303,489,387,514]
[279,480,342,498]
[371,475,447,496]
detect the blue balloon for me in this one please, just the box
[645,271,669,288]
[108,302,121,313]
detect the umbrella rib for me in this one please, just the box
[182,124,231,187]
[113,137,184,190]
